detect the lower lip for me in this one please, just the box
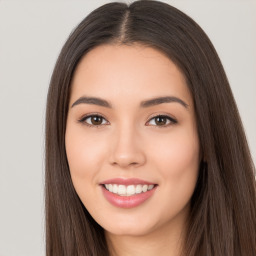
[101,185,157,208]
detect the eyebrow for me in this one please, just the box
[71,96,189,109]
[71,96,112,108]
[140,96,188,109]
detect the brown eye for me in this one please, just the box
[147,115,177,127]
[80,115,108,126]
[91,116,103,125]
[155,116,168,125]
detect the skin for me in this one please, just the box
[65,44,200,256]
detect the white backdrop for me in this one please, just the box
[0,1,255,255]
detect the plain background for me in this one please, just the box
[0,0,255,255]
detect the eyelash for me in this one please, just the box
[78,113,177,128]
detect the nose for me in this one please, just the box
[109,125,146,169]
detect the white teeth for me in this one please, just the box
[135,184,142,194]
[118,185,126,195]
[127,185,136,196]
[148,184,154,190]
[104,184,155,196]
[142,185,148,192]
[113,184,118,194]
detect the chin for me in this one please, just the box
[100,216,158,237]
[105,225,153,237]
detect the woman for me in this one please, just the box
[45,1,256,255]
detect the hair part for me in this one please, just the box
[45,1,256,255]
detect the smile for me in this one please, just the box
[100,178,158,208]
[104,184,155,196]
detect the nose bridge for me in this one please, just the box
[109,120,146,168]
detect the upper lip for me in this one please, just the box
[100,178,156,186]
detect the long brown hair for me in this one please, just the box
[45,1,256,255]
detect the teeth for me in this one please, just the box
[148,184,154,190]
[127,185,136,196]
[135,184,142,194]
[113,184,118,193]
[118,185,126,195]
[104,184,155,196]
[142,185,148,192]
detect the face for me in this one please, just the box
[65,44,200,237]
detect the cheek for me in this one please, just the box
[65,125,107,210]
[65,125,111,211]
[148,126,200,196]
[149,125,199,167]
[65,127,106,178]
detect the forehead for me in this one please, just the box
[70,44,193,107]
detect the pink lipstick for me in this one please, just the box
[100,178,157,208]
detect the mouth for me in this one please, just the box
[100,178,158,208]
[103,183,156,196]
